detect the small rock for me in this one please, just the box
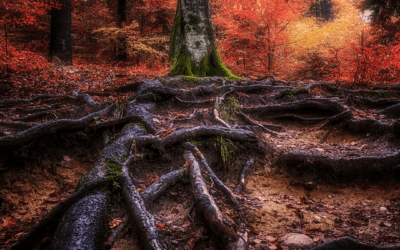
[251,239,262,245]
[327,195,333,199]
[380,206,388,211]
[381,221,392,227]
[279,233,315,250]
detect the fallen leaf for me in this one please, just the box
[109,219,123,229]
[137,188,144,192]
[1,218,15,228]
[156,224,165,228]
[46,197,59,203]
[63,156,71,162]
[182,221,191,227]
[183,160,191,170]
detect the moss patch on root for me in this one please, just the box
[170,46,240,80]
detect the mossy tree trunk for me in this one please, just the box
[170,0,240,79]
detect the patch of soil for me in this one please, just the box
[246,169,400,249]
[0,133,103,248]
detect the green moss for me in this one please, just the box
[96,186,108,193]
[84,181,91,186]
[161,79,168,86]
[216,96,241,124]
[128,94,136,100]
[190,140,202,148]
[170,44,240,80]
[105,161,122,191]
[170,12,182,61]
[286,87,309,101]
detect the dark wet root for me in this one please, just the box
[378,103,400,118]
[238,112,279,135]
[311,236,400,250]
[183,142,243,220]
[318,111,353,130]
[10,178,112,250]
[242,98,346,115]
[141,169,185,206]
[133,79,288,102]
[345,94,400,110]
[136,126,258,149]
[0,104,115,147]
[120,165,164,250]
[346,118,393,134]
[236,158,254,195]
[184,151,248,249]
[0,104,158,148]
[275,152,400,183]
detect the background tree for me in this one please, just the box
[50,0,72,65]
[361,0,400,42]
[170,0,239,78]
[116,0,128,61]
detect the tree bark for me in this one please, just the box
[170,0,239,79]
[50,0,72,65]
[116,0,128,61]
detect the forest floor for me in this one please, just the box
[0,67,399,250]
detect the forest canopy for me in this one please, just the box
[1,0,399,90]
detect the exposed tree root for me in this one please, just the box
[10,178,111,250]
[378,103,400,118]
[141,169,185,206]
[132,79,288,102]
[183,142,243,220]
[0,104,115,147]
[269,114,327,124]
[311,236,400,250]
[345,95,400,109]
[51,192,111,250]
[125,105,158,134]
[347,118,393,134]
[184,151,248,250]
[0,95,62,108]
[242,99,346,115]
[256,75,288,85]
[174,96,213,107]
[0,121,34,130]
[120,164,164,250]
[105,215,129,250]
[318,111,353,130]
[275,152,400,183]
[214,106,231,128]
[238,112,279,135]
[319,125,332,144]
[136,126,258,149]
[236,158,254,195]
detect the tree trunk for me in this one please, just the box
[116,0,128,62]
[50,0,72,65]
[170,0,239,79]
[117,0,127,28]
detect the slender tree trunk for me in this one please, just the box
[116,0,128,62]
[117,0,127,28]
[170,0,239,79]
[50,0,72,65]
